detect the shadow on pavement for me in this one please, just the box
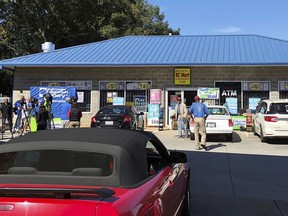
[184,150,288,216]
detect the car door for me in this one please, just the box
[254,102,267,134]
[145,139,187,215]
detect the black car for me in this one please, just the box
[91,105,145,130]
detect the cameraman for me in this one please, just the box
[13,95,25,133]
[1,98,13,133]
[43,92,53,129]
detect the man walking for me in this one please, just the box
[174,97,188,138]
[188,96,210,150]
[60,97,71,128]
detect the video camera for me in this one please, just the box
[30,97,39,108]
[44,92,53,103]
[70,96,77,103]
[19,98,26,106]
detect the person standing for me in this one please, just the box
[36,105,49,131]
[0,98,13,133]
[60,97,71,128]
[174,97,188,138]
[188,96,210,150]
[13,95,25,133]
[68,101,82,128]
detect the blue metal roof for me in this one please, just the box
[1,34,288,67]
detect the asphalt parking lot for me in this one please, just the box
[1,128,288,216]
[152,128,288,216]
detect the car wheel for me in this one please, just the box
[253,121,257,136]
[190,132,194,140]
[181,185,190,216]
[260,126,267,143]
[226,133,233,142]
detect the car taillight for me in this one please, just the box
[265,116,278,122]
[91,116,96,123]
[122,116,131,122]
[228,119,233,127]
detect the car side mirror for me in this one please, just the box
[170,151,187,163]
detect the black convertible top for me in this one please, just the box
[0,128,167,188]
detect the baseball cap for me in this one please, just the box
[194,95,200,101]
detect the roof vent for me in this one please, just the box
[41,42,55,52]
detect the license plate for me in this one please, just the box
[207,122,216,128]
[105,121,113,125]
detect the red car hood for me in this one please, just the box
[0,184,116,216]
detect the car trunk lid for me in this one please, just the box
[206,115,232,128]
[0,187,115,216]
[98,113,129,127]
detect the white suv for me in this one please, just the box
[253,99,288,142]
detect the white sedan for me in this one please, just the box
[189,105,234,141]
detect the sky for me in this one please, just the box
[147,0,288,41]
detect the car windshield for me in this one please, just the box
[269,103,288,114]
[208,108,228,115]
[0,150,113,177]
[101,107,128,114]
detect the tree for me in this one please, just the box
[0,0,179,96]
[0,0,179,58]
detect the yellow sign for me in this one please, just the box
[175,68,190,85]
[249,83,263,90]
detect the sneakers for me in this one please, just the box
[201,144,209,151]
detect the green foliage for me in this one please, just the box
[0,0,179,58]
[0,0,179,96]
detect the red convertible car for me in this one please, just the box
[0,128,190,216]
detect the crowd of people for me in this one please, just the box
[173,95,210,151]
[0,95,82,136]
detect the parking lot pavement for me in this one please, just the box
[152,128,288,216]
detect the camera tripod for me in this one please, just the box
[47,111,55,129]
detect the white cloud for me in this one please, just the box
[214,26,242,33]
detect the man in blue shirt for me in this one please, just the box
[60,97,72,128]
[188,96,210,150]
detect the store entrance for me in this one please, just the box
[166,89,197,126]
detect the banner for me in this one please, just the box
[197,88,220,99]
[30,86,77,118]
[225,97,238,115]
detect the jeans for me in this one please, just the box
[177,115,188,137]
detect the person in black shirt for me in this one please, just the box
[68,101,82,128]
[1,98,13,133]
[36,105,49,131]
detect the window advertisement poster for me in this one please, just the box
[113,97,124,105]
[134,96,147,112]
[150,89,161,104]
[249,98,261,111]
[197,88,220,99]
[174,68,190,85]
[77,92,84,103]
[147,104,160,126]
[170,95,178,108]
[107,92,118,103]
[225,97,238,115]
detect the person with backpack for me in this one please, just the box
[68,101,82,128]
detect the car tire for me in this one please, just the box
[190,132,194,140]
[252,121,257,136]
[260,126,267,143]
[181,185,190,216]
[226,133,233,142]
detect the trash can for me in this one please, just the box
[245,113,253,132]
